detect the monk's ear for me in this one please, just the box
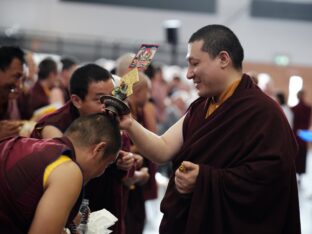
[92,141,107,160]
[218,51,230,68]
[71,94,82,109]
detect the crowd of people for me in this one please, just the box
[0,24,308,234]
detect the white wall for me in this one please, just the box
[1,0,312,66]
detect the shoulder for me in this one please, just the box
[33,102,76,136]
[46,159,83,188]
[236,89,287,128]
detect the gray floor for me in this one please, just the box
[144,150,312,234]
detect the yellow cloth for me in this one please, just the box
[43,155,71,188]
[206,79,241,118]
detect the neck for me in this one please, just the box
[40,79,52,89]
[69,138,91,184]
[226,69,243,87]
[214,71,242,101]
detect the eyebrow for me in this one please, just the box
[186,57,199,62]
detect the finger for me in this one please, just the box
[104,109,119,120]
[116,158,123,165]
[174,176,186,192]
[123,157,134,164]
[141,167,149,173]
[118,150,130,159]
[175,167,186,179]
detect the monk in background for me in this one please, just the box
[292,90,312,182]
[0,46,25,139]
[116,53,158,234]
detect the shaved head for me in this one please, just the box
[115,53,135,77]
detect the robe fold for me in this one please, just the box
[160,75,300,234]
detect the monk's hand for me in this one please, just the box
[116,151,135,171]
[135,167,150,185]
[174,161,199,194]
[0,120,23,139]
[133,154,144,169]
[118,113,133,130]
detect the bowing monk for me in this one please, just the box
[31,63,134,234]
[119,24,300,234]
[0,113,121,233]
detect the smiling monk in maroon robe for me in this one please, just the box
[159,75,300,234]
[119,25,300,234]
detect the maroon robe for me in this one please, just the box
[28,81,50,117]
[31,101,79,139]
[30,101,128,234]
[291,100,312,174]
[0,136,83,233]
[159,75,300,234]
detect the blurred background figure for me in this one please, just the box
[145,64,169,130]
[292,90,312,184]
[28,57,61,120]
[57,56,78,103]
[276,91,293,128]
[0,46,25,139]
[116,53,158,234]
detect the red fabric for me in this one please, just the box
[28,81,50,117]
[30,101,128,234]
[30,101,79,139]
[0,136,82,233]
[292,100,312,173]
[132,105,158,200]
[160,75,300,234]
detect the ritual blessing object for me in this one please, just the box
[101,44,159,116]
[100,68,139,115]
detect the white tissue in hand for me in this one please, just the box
[86,209,118,234]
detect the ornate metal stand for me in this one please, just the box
[100,95,130,116]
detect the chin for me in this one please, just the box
[197,90,207,98]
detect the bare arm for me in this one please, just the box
[41,125,64,139]
[28,161,83,234]
[122,115,185,164]
[142,102,157,133]
[50,87,65,105]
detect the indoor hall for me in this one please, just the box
[1,0,312,233]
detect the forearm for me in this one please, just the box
[127,120,167,164]
[126,116,184,164]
